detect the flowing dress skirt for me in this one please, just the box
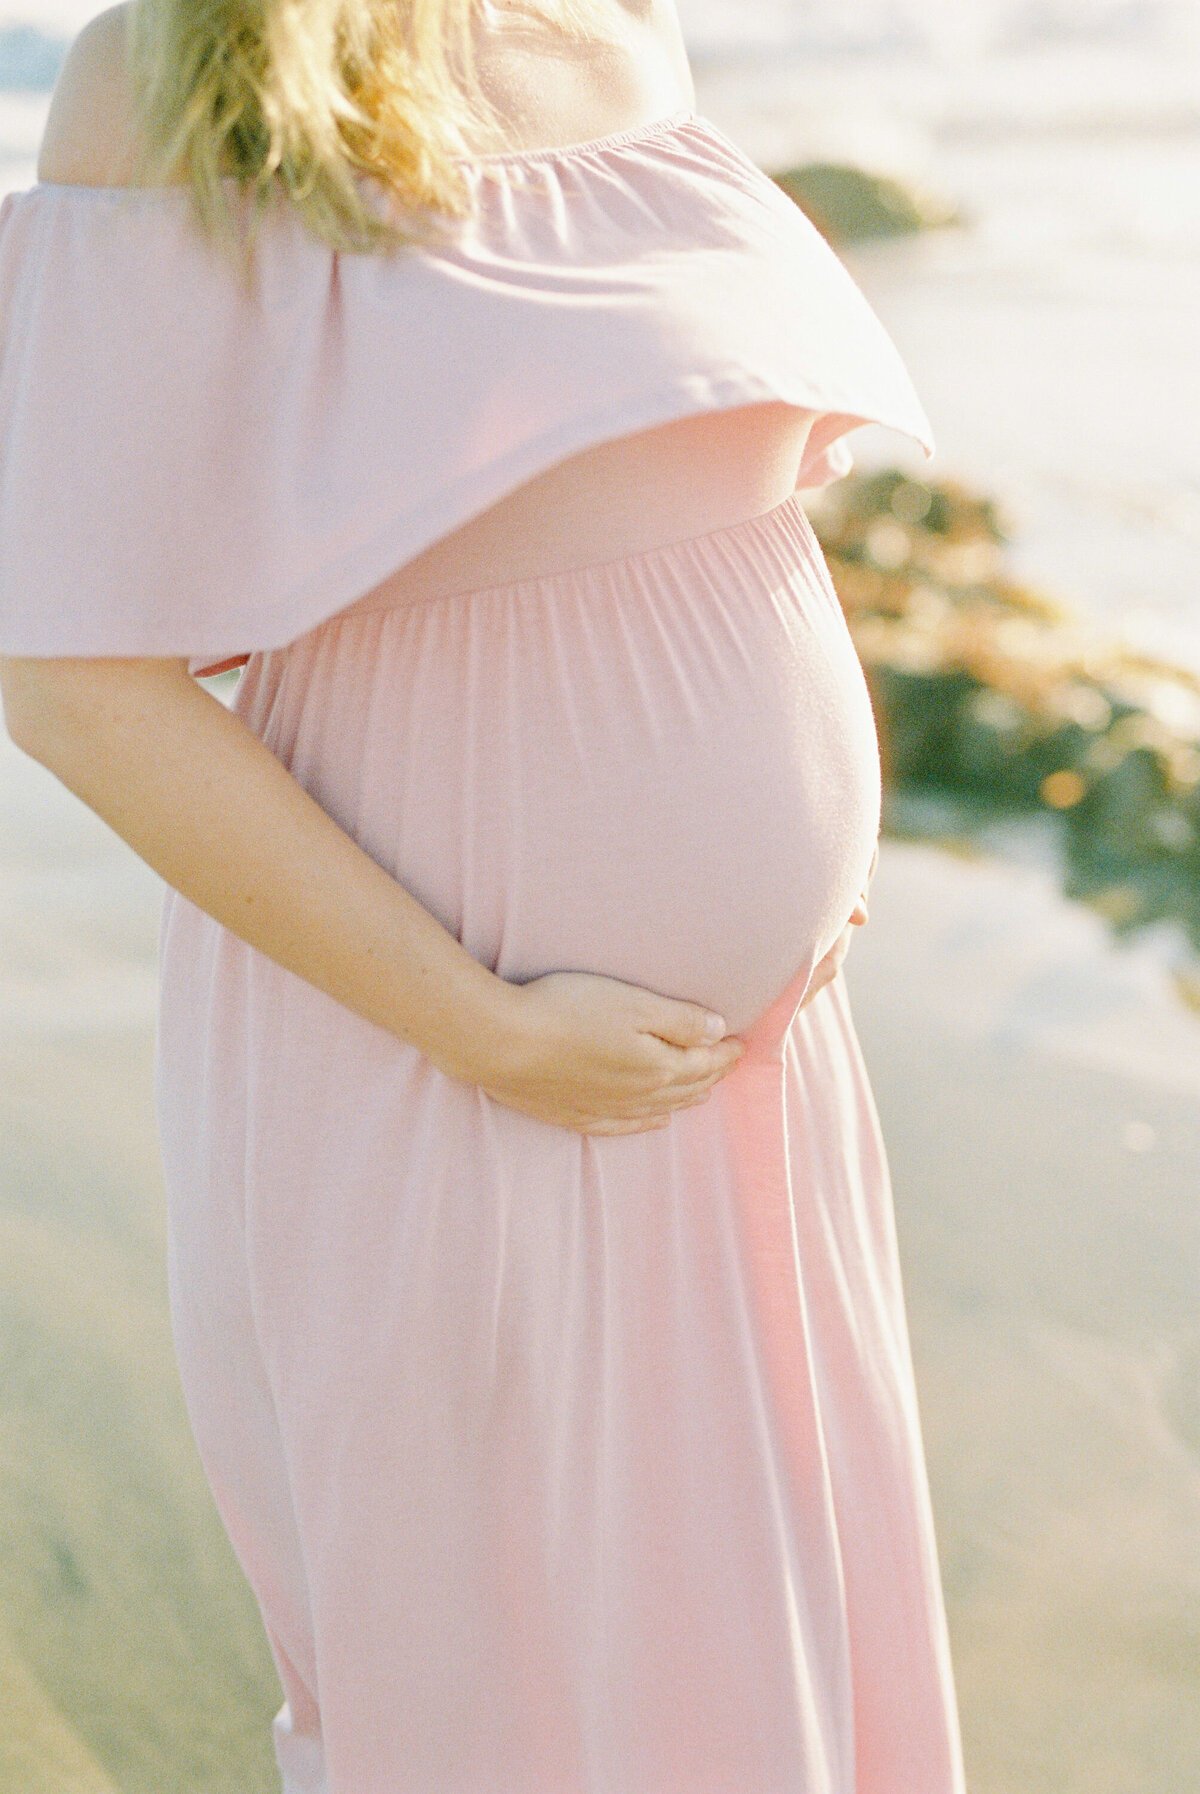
[156,491,964,1794]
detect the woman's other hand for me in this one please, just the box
[473,971,746,1135]
[798,839,878,1012]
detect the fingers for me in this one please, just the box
[633,1049,742,1115]
[583,1115,673,1135]
[800,927,854,1011]
[660,1037,745,1084]
[642,996,729,1050]
[582,1081,720,1135]
[850,845,879,926]
[580,1041,746,1132]
[661,1061,738,1108]
[851,842,880,925]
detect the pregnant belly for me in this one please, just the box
[237,499,880,1037]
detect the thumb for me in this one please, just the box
[644,998,728,1049]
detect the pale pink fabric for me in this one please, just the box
[0,110,932,665]
[1,106,964,1793]
[157,491,963,1794]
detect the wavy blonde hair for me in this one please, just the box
[127,0,630,258]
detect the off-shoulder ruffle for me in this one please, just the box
[0,110,933,661]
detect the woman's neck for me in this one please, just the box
[465,0,694,157]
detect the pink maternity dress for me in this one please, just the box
[0,108,965,1794]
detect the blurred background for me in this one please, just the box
[2,2,1199,1790]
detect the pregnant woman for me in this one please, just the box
[0,0,965,1788]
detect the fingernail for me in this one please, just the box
[703,1011,727,1044]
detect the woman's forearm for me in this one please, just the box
[0,655,518,1081]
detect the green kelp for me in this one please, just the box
[811,468,1200,953]
[771,164,960,244]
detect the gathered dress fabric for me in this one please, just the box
[0,107,965,1794]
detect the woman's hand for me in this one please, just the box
[474,971,745,1135]
[469,837,883,1130]
[799,840,878,1012]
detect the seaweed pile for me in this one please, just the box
[810,468,1200,955]
[771,163,960,244]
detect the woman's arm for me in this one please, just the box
[0,655,743,1132]
[5,28,743,1134]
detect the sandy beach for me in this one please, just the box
[3,720,1199,1793]
[845,843,1200,1794]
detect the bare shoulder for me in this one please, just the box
[37,3,142,187]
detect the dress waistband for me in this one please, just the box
[329,490,816,624]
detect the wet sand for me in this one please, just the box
[846,844,1200,1794]
[3,722,1199,1791]
[0,738,281,1792]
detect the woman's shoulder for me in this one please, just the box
[36,2,146,189]
[35,0,693,190]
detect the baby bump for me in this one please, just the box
[240,497,880,1036]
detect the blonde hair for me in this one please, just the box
[127,0,629,259]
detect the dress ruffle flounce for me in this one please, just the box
[0,109,932,664]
